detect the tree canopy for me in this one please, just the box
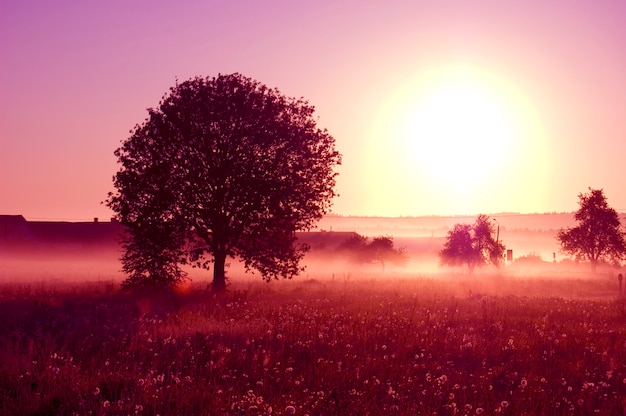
[439,214,505,272]
[557,188,626,270]
[107,73,341,292]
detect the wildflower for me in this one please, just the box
[476,408,484,415]
[103,400,110,408]
[520,379,528,387]
[94,387,100,395]
[501,400,509,408]
[285,405,296,415]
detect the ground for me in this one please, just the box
[1,274,625,415]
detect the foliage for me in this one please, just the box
[107,73,341,292]
[338,233,408,270]
[439,214,505,272]
[513,252,543,264]
[557,188,626,270]
[3,278,626,415]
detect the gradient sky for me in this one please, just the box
[2,1,626,220]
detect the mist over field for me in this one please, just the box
[1,213,622,288]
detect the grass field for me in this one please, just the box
[1,274,626,415]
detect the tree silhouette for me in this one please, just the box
[338,234,408,271]
[557,188,626,271]
[439,214,504,273]
[107,73,341,292]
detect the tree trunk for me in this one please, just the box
[213,251,227,293]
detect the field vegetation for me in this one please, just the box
[2,273,626,415]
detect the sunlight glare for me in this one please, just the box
[404,79,514,192]
[365,66,550,216]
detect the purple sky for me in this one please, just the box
[2,1,626,220]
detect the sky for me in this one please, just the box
[2,0,626,221]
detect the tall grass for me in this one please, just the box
[1,275,625,415]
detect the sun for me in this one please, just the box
[403,76,515,193]
[364,66,545,215]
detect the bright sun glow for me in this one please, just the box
[401,72,516,193]
[365,66,550,216]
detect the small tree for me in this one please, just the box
[107,73,341,292]
[439,214,505,273]
[338,234,408,271]
[557,188,626,271]
[338,233,370,263]
[367,236,408,272]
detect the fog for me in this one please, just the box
[0,234,613,284]
[1,214,622,295]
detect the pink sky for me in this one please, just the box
[2,1,626,220]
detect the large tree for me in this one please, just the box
[107,73,341,292]
[557,188,626,270]
[439,214,505,273]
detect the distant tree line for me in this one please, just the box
[438,188,626,273]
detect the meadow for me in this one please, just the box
[1,274,626,416]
